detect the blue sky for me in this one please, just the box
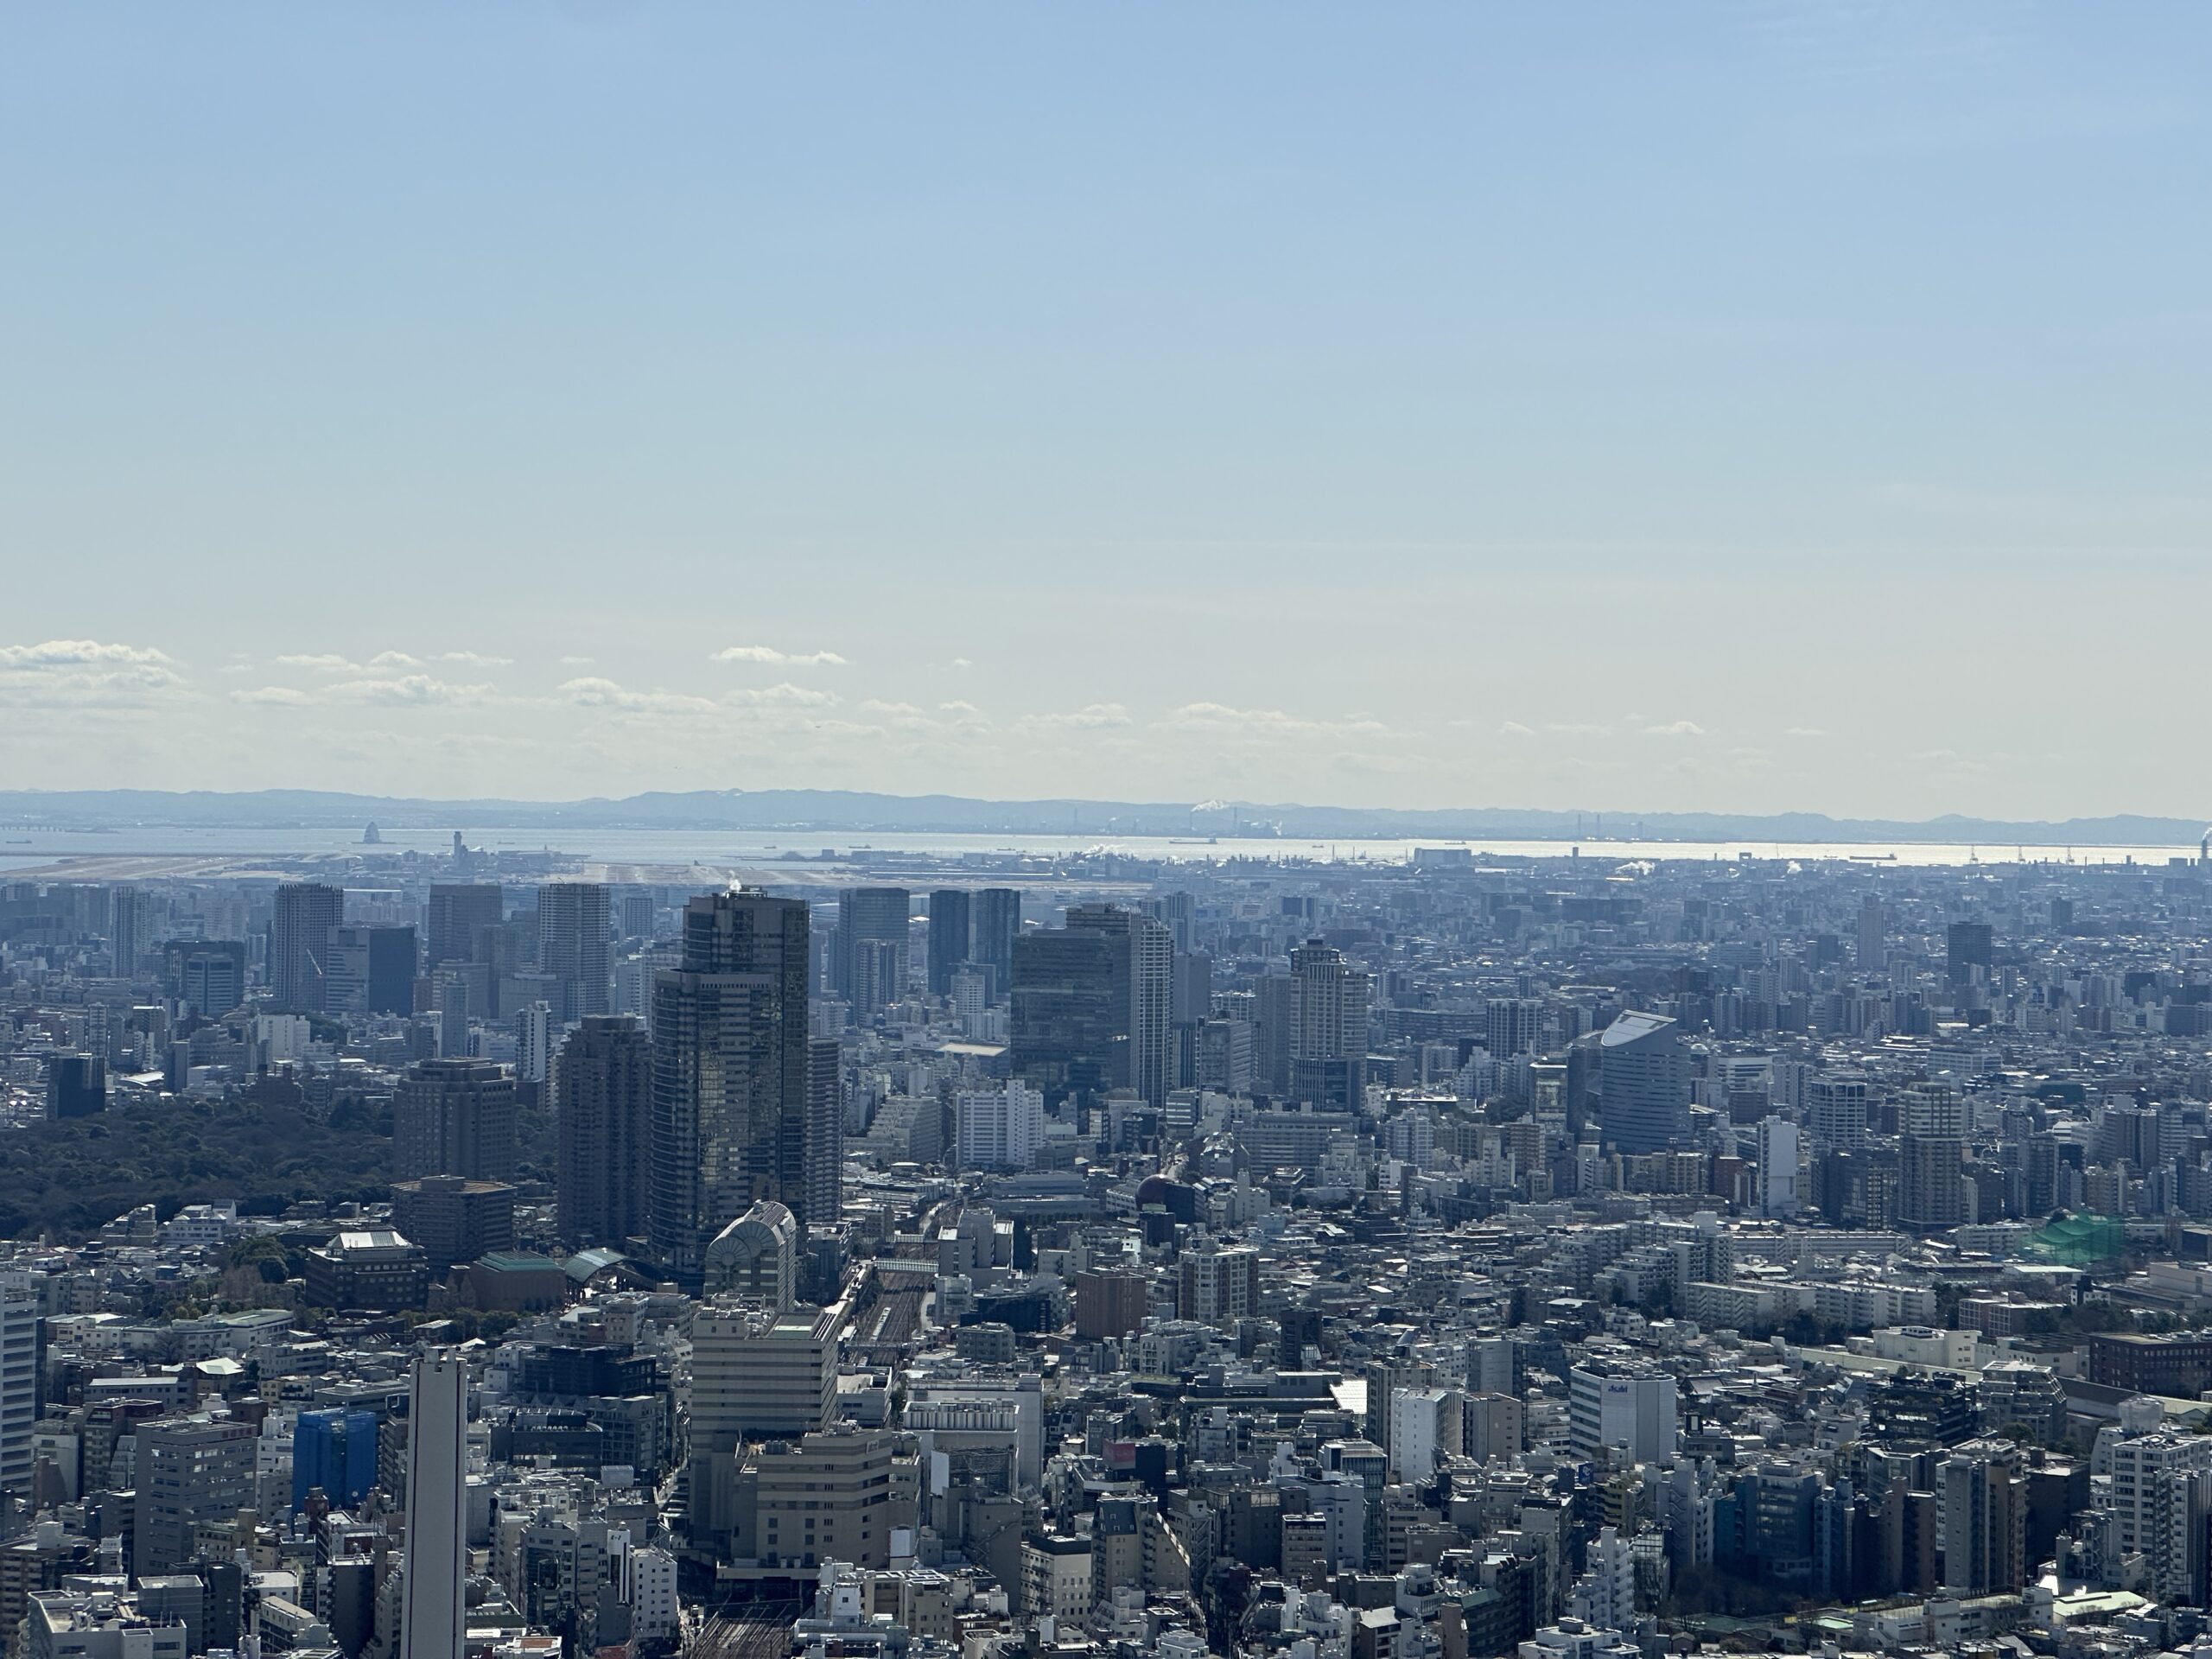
[3,4,2207,817]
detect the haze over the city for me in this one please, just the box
[19,11,2212,1659]
[6,5,2208,817]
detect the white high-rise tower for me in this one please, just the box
[401,1352,468,1659]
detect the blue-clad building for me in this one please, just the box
[292,1408,379,1510]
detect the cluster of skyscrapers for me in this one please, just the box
[30,830,2212,1659]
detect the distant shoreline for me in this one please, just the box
[0,786,2205,850]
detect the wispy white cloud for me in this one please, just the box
[1497,720,1536,738]
[328,675,496,707]
[278,648,511,674]
[560,677,719,714]
[1160,702,1385,738]
[712,645,847,667]
[727,683,837,708]
[1639,720,1707,738]
[0,639,186,703]
[0,639,175,671]
[238,658,502,707]
[1020,703,1133,730]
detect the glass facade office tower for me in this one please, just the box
[651,893,816,1283]
[1597,1009,1688,1154]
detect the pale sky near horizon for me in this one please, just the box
[3,4,2209,820]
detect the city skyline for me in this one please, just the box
[8,7,2212,816]
[17,8,2212,1656]
[13,6,2212,1654]
[7,737,2212,1654]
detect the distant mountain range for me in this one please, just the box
[0,787,2207,847]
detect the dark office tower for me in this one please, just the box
[1068,904,1173,1107]
[1288,938,1368,1110]
[1145,891,1195,952]
[927,889,973,996]
[1170,950,1212,1091]
[554,1015,652,1248]
[270,881,345,1012]
[831,887,909,1008]
[1947,920,1993,986]
[426,883,502,969]
[2049,895,2075,933]
[650,892,810,1282]
[1173,952,1213,1024]
[107,886,154,975]
[970,887,1021,1001]
[806,1037,843,1229]
[1255,975,1294,1096]
[619,889,653,940]
[394,1057,518,1181]
[324,925,418,1014]
[1858,896,1885,970]
[2024,1132,2060,1218]
[163,940,247,1017]
[435,968,472,1058]
[1002,903,1175,1106]
[538,882,613,1021]
[369,925,418,1014]
[47,1053,106,1119]
[1597,1010,1688,1154]
[1011,925,1129,1108]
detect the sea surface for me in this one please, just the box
[1,823,2202,873]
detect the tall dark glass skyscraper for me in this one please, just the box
[555,1014,652,1248]
[164,940,247,1017]
[270,881,344,1012]
[927,888,972,995]
[1947,920,1993,986]
[539,881,613,1020]
[1010,904,1173,1109]
[651,892,818,1283]
[972,888,1021,1001]
[1010,925,1126,1108]
[324,925,417,1014]
[426,883,502,970]
[831,887,910,1009]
